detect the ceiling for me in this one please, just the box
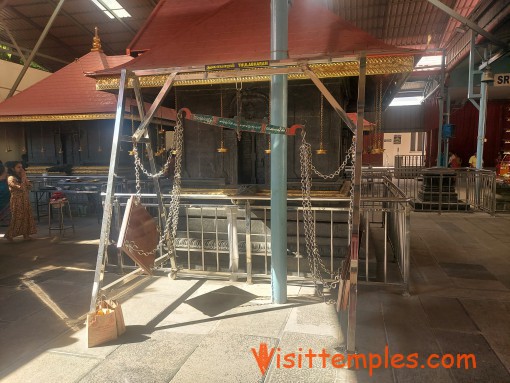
[0,0,156,72]
[324,0,483,50]
[0,0,508,104]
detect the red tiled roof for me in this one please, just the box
[346,113,375,127]
[0,51,132,118]
[108,0,410,73]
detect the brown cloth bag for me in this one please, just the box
[117,196,159,275]
[87,299,126,348]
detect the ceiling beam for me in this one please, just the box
[382,0,393,41]
[426,0,509,49]
[1,21,27,61]
[5,4,82,57]
[7,0,67,98]
[0,39,70,64]
[46,0,116,53]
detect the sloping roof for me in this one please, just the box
[0,50,131,120]
[346,113,375,127]
[105,0,411,73]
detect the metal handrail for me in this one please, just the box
[107,183,410,292]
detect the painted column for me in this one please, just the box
[270,0,288,304]
[436,52,445,167]
[476,78,488,169]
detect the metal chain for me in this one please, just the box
[299,130,356,299]
[132,144,174,179]
[318,94,325,151]
[128,111,184,258]
[165,111,184,240]
[219,91,225,147]
[133,146,142,198]
[235,80,242,141]
[310,138,355,179]
[377,78,383,150]
[123,240,158,257]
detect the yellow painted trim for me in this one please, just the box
[0,113,117,122]
[95,56,415,90]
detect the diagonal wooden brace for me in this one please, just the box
[132,72,178,143]
[301,64,357,133]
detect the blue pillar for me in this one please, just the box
[270,0,288,304]
[436,52,445,167]
[476,80,488,169]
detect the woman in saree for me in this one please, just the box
[5,161,36,241]
[0,163,10,228]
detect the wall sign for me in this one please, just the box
[205,61,270,71]
[494,73,510,87]
[393,135,402,144]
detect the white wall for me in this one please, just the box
[0,60,51,101]
[383,132,426,167]
[0,61,52,162]
[382,104,427,167]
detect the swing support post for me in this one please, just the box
[132,77,178,274]
[90,69,128,312]
[132,72,177,143]
[346,53,367,354]
[90,70,180,310]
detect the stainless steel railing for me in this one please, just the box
[361,174,411,292]
[108,193,351,281]
[106,179,411,292]
[394,155,425,179]
[398,168,496,215]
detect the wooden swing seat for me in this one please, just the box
[117,196,159,275]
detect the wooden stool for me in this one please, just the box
[48,198,75,236]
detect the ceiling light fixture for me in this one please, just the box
[91,0,131,19]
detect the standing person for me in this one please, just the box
[5,161,36,241]
[449,153,461,168]
[0,163,10,228]
[468,153,477,168]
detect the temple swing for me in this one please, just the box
[117,110,185,278]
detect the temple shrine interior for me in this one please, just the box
[0,1,509,382]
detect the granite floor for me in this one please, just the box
[0,212,509,382]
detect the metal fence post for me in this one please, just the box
[227,206,239,281]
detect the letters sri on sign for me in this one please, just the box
[494,73,510,87]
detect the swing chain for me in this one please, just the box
[132,143,173,179]
[299,129,356,300]
[133,144,142,199]
[235,79,242,141]
[164,110,184,242]
[310,138,356,179]
[128,110,184,258]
